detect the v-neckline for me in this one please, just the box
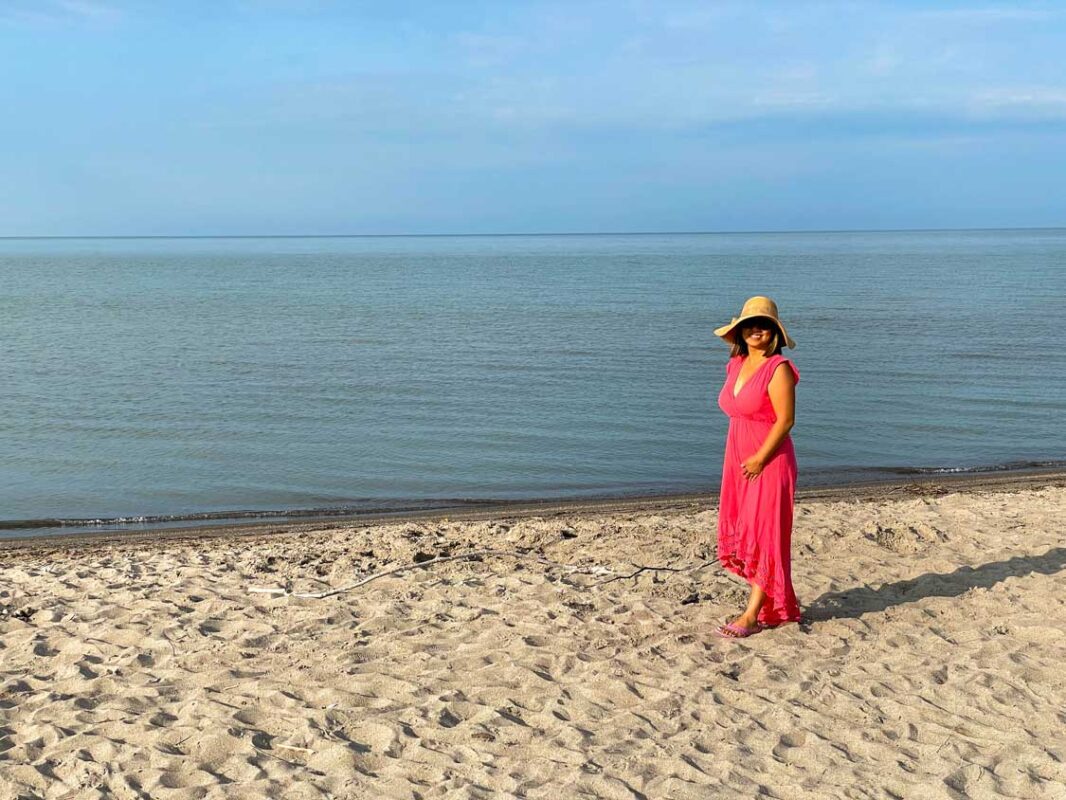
[732,356,773,398]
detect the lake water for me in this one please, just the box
[2,230,1064,534]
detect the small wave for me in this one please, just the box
[885,459,1066,476]
[794,459,1066,487]
[0,498,501,533]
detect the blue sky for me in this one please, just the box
[1,1,1064,235]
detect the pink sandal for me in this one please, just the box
[715,622,763,639]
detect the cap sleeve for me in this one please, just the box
[768,356,799,386]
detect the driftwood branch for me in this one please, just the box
[250,549,616,600]
[595,563,684,585]
[685,559,718,575]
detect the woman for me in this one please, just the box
[713,295,801,638]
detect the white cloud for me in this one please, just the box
[452,32,528,68]
[56,0,120,19]
[0,0,120,26]
[914,7,1055,23]
[970,86,1066,118]
[752,91,834,110]
[864,46,900,78]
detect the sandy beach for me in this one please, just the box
[2,474,1065,799]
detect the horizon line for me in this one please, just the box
[1,225,1065,241]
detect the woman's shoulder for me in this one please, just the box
[768,353,800,384]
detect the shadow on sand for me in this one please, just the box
[803,546,1066,624]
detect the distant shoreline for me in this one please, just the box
[2,226,1065,240]
[4,466,1064,552]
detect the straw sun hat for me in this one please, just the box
[714,295,796,349]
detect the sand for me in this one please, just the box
[1,479,1065,799]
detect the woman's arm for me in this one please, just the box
[741,363,796,480]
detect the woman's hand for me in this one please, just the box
[741,455,766,480]
[740,362,795,482]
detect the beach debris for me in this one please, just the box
[250,549,618,599]
[595,562,691,586]
[413,549,446,563]
[275,742,314,754]
[0,604,38,622]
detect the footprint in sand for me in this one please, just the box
[33,641,59,657]
[771,731,807,761]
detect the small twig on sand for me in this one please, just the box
[254,746,305,769]
[685,559,718,575]
[252,550,615,600]
[936,698,962,755]
[275,743,315,754]
[596,563,686,585]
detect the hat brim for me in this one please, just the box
[715,314,796,349]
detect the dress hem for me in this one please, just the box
[718,537,802,625]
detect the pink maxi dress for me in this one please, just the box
[716,353,801,626]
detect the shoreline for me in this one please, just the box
[4,465,1065,552]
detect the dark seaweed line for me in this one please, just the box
[3,458,1065,532]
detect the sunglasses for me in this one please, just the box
[739,317,777,331]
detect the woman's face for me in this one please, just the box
[740,317,777,350]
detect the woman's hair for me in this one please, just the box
[729,319,784,358]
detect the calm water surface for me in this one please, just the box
[1,230,1064,533]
